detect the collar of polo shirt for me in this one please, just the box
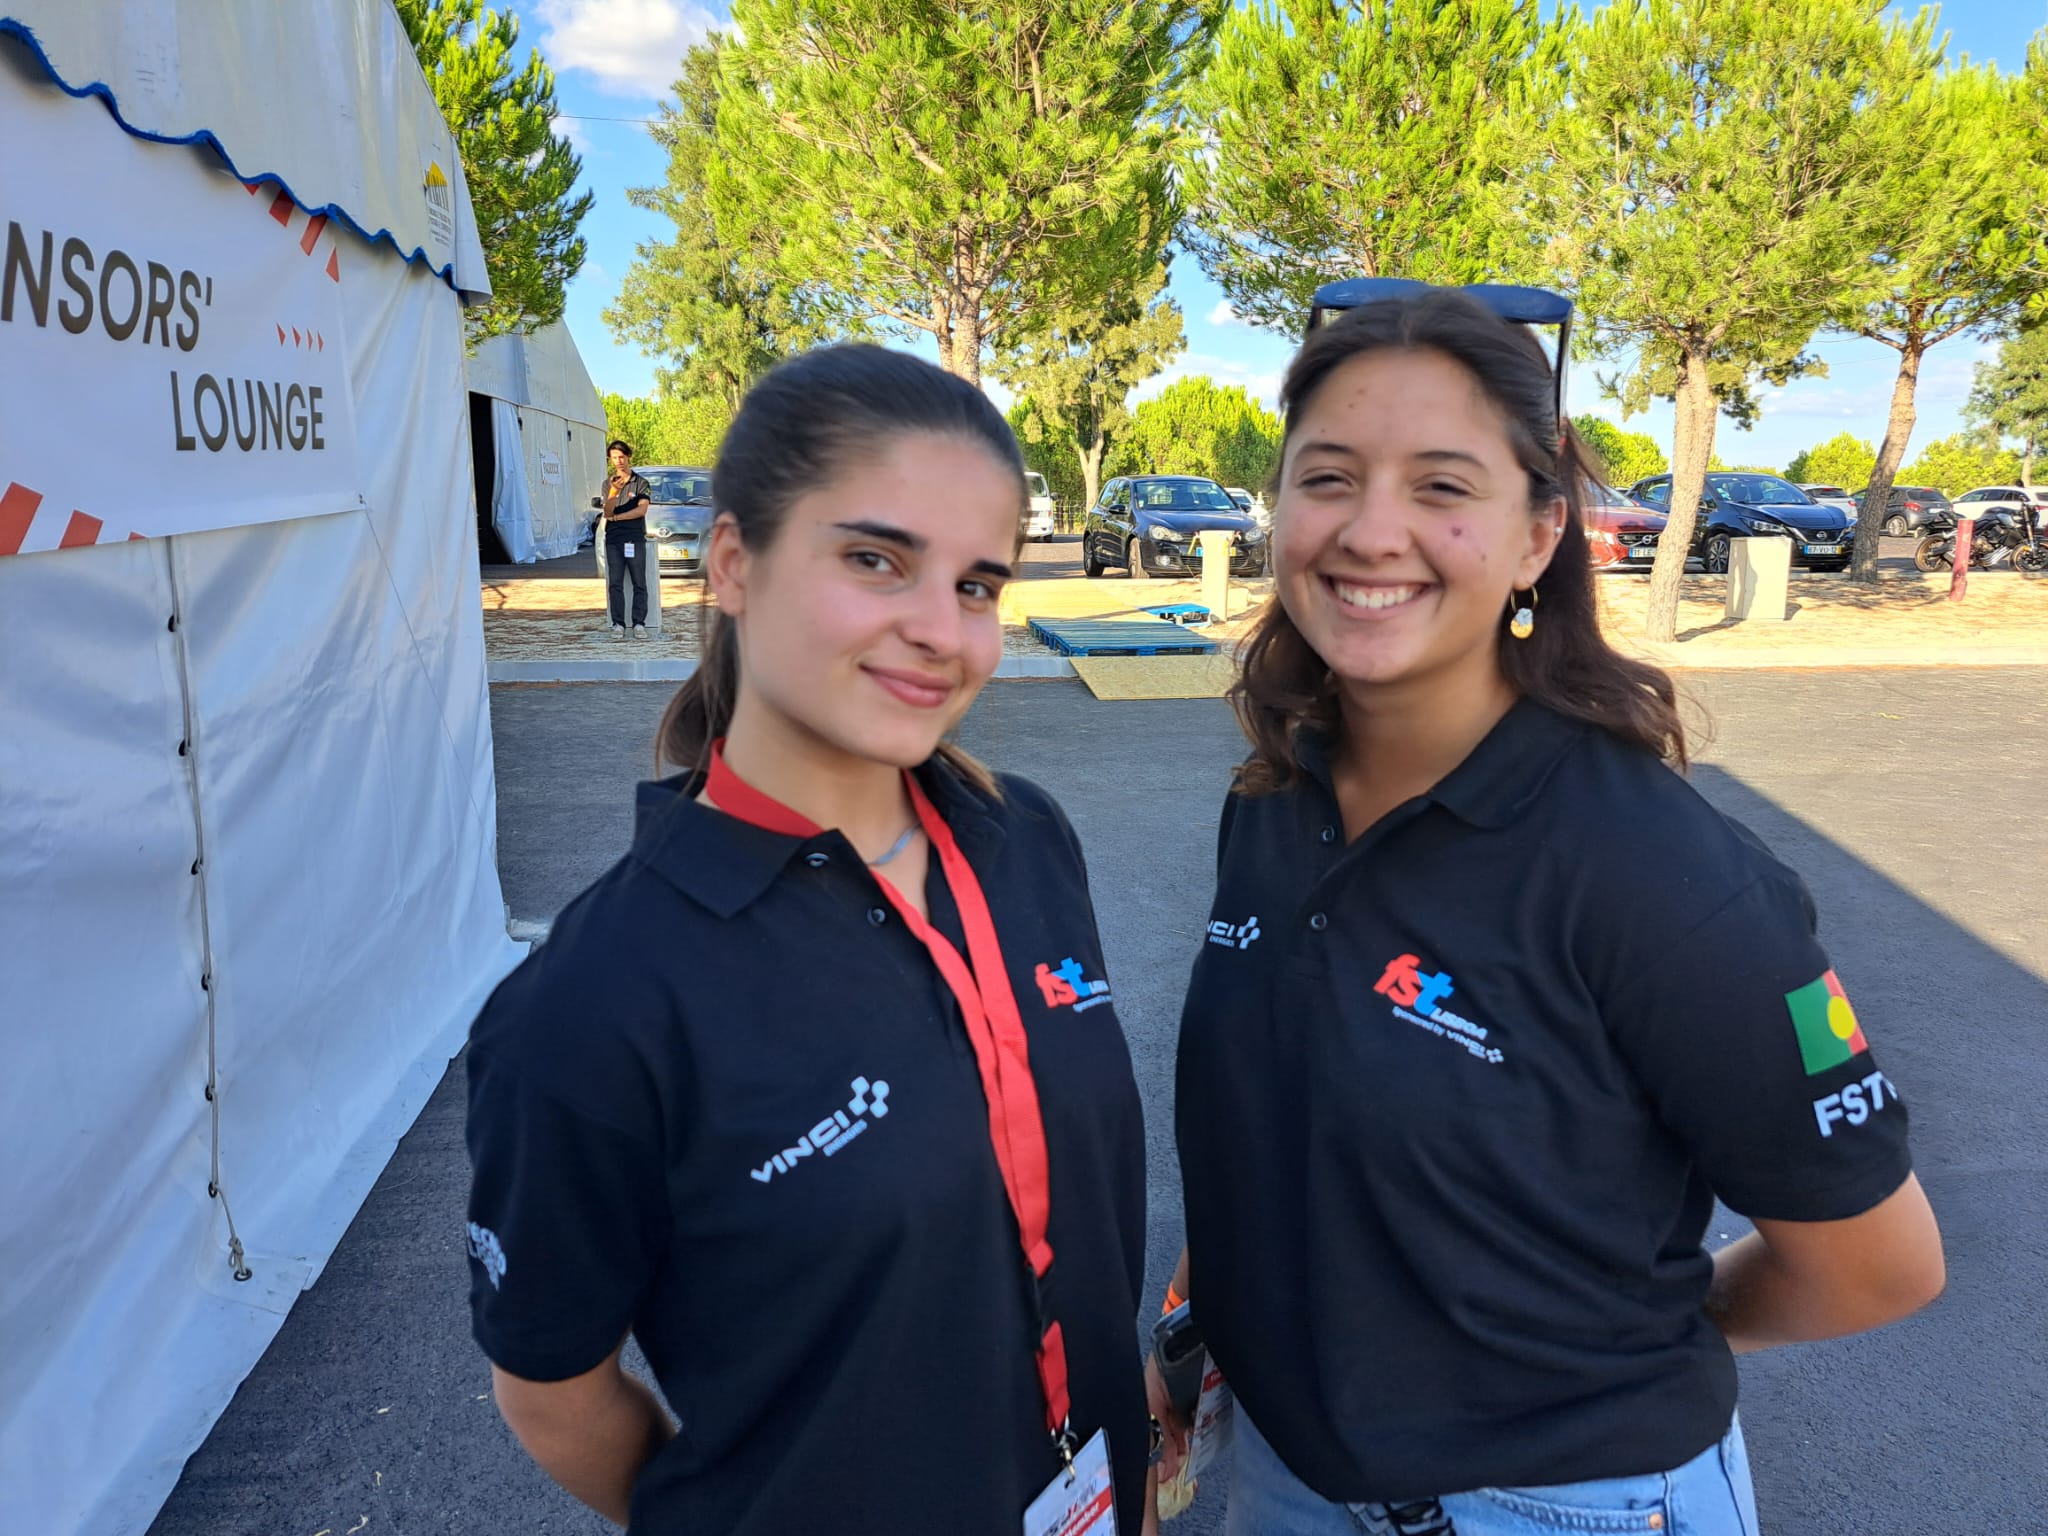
[630,755,1009,917]
[1297,697,1589,831]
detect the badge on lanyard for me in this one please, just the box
[704,742,1096,1525]
[622,541,635,558]
[1022,1427,1118,1536]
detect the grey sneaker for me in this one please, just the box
[632,624,649,641]
[611,624,626,642]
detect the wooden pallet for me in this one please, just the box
[1026,615,1220,657]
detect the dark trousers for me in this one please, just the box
[605,526,649,626]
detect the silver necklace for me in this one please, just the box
[866,823,920,867]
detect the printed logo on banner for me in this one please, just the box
[422,158,456,252]
[1,82,362,556]
[1373,952,1506,1065]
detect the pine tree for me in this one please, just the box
[398,0,593,341]
[604,37,856,414]
[992,264,1184,511]
[1966,327,2048,486]
[1181,0,1566,333]
[712,0,1220,384]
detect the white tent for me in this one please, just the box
[0,7,523,1533]
[469,319,608,562]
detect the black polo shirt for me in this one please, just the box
[465,762,1148,1533]
[1175,699,1913,1502]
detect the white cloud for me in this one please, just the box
[535,0,715,98]
[1206,300,1240,328]
[551,113,593,153]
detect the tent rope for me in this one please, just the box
[165,538,252,1284]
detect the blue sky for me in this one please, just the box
[516,0,2047,472]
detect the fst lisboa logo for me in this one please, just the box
[1373,953,1504,1065]
[1034,957,1114,1013]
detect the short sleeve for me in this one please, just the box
[464,1045,670,1381]
[1603,869,1912,1223]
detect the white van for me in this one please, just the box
[1024,471,1057,540]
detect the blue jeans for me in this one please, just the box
[1227,1409,1761,1536]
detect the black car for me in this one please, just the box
[1860,485,1954,538]
[1080,475,1267,579]
[590,466,715,574]
[1626,473,1854,573]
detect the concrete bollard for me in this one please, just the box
[1725,535,1791,622]
[1199,530,1233,621]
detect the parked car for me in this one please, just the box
[634,466,715,574]
[1953,485,2048,534]
[1799,484,1860,519]
[1023,471,1057,541]
[1585,493,1668,569]
[1626,472,1854,572]
[1860,485,1954,538]
[1080,474,1267,579]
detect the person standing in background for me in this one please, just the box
[602,440,653,641]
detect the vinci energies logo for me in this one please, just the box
[749,1076,891,1184]
[1373,952,1504,1065]
[1034,957,1114,1013]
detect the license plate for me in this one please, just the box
[1803,544,1840,556]
[1627,544,1656,558]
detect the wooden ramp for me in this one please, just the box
[1026,615,1218,658]
[1070,654,1237,700]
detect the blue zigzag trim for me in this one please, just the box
[1,16,471,293]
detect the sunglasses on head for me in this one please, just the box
[1305,278,1574,420]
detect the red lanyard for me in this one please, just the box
[704,742,1074,1448]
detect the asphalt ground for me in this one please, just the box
[151,670,2047,1536]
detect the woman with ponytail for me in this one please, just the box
[463,345,1155,1534]
[1154,291,1944,1534]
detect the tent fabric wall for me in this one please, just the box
[0,1,489,294]
[0,24,520,1536]
[468,323,607,561]
[490,397,540,563]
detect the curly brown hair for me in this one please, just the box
[1232,290,1687,794]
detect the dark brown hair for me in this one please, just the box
[657,344,1025,790]
[1232,289,1687,793]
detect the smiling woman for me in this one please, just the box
[462,344,1159,1536]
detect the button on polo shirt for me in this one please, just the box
[1176,700,1913,1503]
[465,763,1148,1534]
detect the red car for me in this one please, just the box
[1585,497,1668,568]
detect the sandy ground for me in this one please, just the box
[482,565,2048,670]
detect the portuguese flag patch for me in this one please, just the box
[1785,969,1869,1075]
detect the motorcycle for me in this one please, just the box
[1914,510,2033,572]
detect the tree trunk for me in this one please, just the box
[951,310,983,387]
[1079,425,1105,513]
[1644,348,1718,644]
[1853,346,1922,583]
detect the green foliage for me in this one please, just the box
[602,392,734,469]
[713,0,1220,382]
[1180,0,1564,334]
[1966,326,2048,477]
[1007,401,1086,510]
[397,0,592,342]
[992,263,1185,511]
[1830,60,2047,575]
[1572,416,1666,487]
[1107,377,1282,490]
[1784,433,1878,490]
[605,38,856,411]
[1518,0,1940,639]
[1897,433,2022,496]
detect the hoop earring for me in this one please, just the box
[1508,587,1538,640]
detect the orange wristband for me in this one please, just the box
[1163,1282,1185,1315]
